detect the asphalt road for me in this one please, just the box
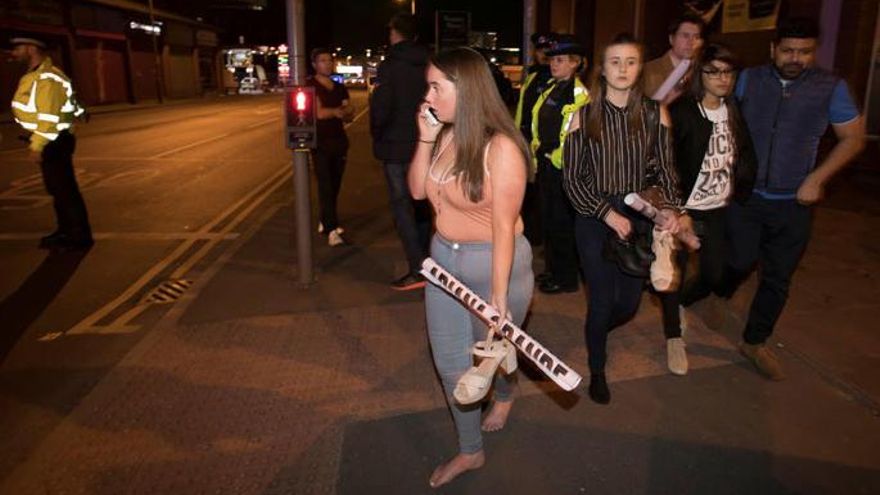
[0,90,371,480]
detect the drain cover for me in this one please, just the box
[144,279,193,304]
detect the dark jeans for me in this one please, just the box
[382,161,431,274]
[537,159,578,287]
[312,138,348,232]
[659,207,727,338]
[724,196,812,345]
[575,213,647,374]
[40,132,91,241]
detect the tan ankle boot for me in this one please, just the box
[739,342,785,381]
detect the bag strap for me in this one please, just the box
[644,100,660,186]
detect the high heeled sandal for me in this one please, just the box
[453,332,517,405]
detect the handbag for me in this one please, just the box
[602,224,654,278]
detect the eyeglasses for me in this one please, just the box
[702,68,736,79]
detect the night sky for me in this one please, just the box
[155,0,524,52]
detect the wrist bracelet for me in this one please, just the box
[419,139,436,143]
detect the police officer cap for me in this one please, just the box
[10,37,47,49]
[545,34,585,56]
[530,32,557,49]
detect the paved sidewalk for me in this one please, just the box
[1,145,879,492]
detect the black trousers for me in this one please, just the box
[575,210,649,374]
[312,137,348,232]
[40,132,92,241]
[659,207,727,338]
[537,158,579,287]
[724,196,812,345]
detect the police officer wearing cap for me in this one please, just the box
[9,37,92,250]
[514,32,556,248]
[514,33,557,142]
[531,34,590,294]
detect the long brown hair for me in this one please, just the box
[429,47,531,202]
[584,33,646,141]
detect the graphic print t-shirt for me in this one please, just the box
[686,103,734,210]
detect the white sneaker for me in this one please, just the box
[318,222,344,235]
[328,228,347,247]
[679,305,689,337]
[667,337,688,376]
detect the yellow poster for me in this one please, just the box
[722,0,781,33]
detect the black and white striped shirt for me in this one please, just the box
[563,98,681,219]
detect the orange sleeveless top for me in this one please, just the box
[424,138,524,243]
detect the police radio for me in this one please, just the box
[285,86,316,149]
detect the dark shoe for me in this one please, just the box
[391,272,426,291]
[51,240,94,253]
[588,373,611,404]
[538,279,578,294]
[739,342,785,381]
[38,231,65,249]
[535,272,553,284]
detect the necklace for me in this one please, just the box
[430,132,456,184]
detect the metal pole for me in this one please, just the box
[523,0,535,67]
[286,0,314,286]
[148,0,164,103]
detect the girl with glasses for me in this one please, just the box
[658,43,758,373]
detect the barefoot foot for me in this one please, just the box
[481,400,513,432]
[429,451,485,488]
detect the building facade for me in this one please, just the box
[1,0,221,107]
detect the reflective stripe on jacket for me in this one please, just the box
[530,77,589,169]
[11,57,85,152]
[514,71,538,130]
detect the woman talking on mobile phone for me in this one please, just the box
[408,47,534,488]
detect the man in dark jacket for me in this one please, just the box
[370,13,431,290]
[727,17,864,380]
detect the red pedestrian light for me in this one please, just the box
[285,85,316,149]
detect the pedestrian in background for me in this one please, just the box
[370,13,432,290]
[563,34,682,404]
[725,17,864,380]
[408,47,534,488]
[530,35,590,294]
[309,47,353,247]
[659,43,757,376]
[9,37,92,251]
[642,14,704,106]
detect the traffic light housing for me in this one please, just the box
[285,85,316,149]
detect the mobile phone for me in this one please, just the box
[424,107,441,127]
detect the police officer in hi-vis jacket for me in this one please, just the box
[9,37,92,251]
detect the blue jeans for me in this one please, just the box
[425,233,534,454]
[382,161,431,274]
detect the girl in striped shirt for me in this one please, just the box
[563,34,683,404]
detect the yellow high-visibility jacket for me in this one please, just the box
[11,57,85,152]
[530,77,590,170]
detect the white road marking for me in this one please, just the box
[150,132,233,159]
[65,163,291,335]
[344,107,370,129]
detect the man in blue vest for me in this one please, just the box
[728,17,865,380]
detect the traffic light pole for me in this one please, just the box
[286,0,313,286]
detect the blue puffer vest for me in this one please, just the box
[739,65,839,193]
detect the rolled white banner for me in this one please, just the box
[624,192,701,250]
[651,59,691,102]
[421,258,582,392]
